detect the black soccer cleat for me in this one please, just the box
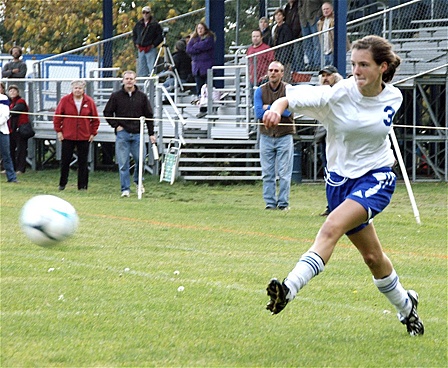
[399,290,424,336]
[266,278,290,315]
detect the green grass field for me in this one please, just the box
[1,170,447,367]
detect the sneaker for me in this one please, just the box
[265,206,276,210]
[278,206,290,211]
[135,183,145,194]
[58,185,65,191]
[121,190,130,198]
[266,278,290,315]
[398,290,424,336]
[196,111,207,119]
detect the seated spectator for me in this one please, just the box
[163,40,193,93]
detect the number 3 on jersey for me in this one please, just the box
[383,106,395,126]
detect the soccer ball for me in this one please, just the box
[20,195,79,246]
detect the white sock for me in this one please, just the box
[373,269,412,318]
[284,251,325,300]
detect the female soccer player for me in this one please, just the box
[262,35,424,336]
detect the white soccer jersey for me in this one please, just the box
[286,77,403,178]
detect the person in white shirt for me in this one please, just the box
[262,35,424,336]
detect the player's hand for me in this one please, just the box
[262,110,281,129]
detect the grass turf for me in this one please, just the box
[1,170,447,367]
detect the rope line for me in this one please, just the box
[16,110,448,132]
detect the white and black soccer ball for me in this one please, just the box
[20,195,79,246]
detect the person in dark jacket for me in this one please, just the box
[259,17,272,47]
[186,21,215,116]
[103,70,155,197]
[271,9,293,82]
[7,85,30,174]
[132,5,163,77]
[163,39,192,92]
[53,80,100,191]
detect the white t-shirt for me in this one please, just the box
[286,77,403,178]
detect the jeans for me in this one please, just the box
[324,53,333,67]
[59,139,90,189]
[137,48,158,77]
[260,134,294,208]
[301,20,320,68]
[0,132,17,182]
[115,129,146,192]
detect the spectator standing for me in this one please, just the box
[163,40,192,92]
[8,85,30,175]
[53,80,100,191]
[284,0,305,71]
[254,61,295,210]
[271,9,294,82]
[247,29,274,88]
[103,71,155,197]
[0,84,17,183]
[263,35,424,337]
[186,22,215,118]
[2,46,27,93]
[298,0,324,70]
[132,6,163,77]
[2,46,27,79]
[259,17,272,47]
[314,65,343,216]
[317,2,351,66]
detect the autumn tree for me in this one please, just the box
[0,0,259,71]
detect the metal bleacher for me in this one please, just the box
[13,0,448,182]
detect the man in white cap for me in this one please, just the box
[132,5,163,77]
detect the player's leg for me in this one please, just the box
[267,198,367,314]
[348,226,424,335]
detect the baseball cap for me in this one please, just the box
[318,65,338,75]
[142,6,151,13]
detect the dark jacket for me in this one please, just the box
[103,86,154,136]
[53,93,100,141]
[186,35,215,77]
[298,0,324,27]
[284,1,302,39]
[9,95,28,132]
[261,26,273,47]
[172,50,192,81]
[272,23,293,64]
[132,17,163,49]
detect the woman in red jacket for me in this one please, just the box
[53,80,100,191]
[8,85,29,174]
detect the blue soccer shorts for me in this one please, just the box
[325,167,396,235]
